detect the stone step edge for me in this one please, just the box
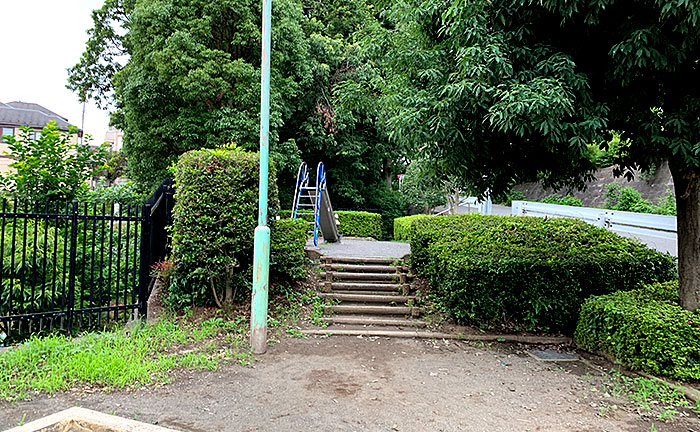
[318,292,416,304]
[301,329,573,344]
[327,305,422,317]
[321,256,408,265]
[320,316,428,327]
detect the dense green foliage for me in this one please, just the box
[540,194,583,207]
[170,147,279,307]
[0,123,108,202]
[70,0,405,212]
[393,214,431,241]
[280,209,383,240]
[410,215,676,332]
[603,184,676,216]
[336,210,382,240]
[270,218,308,282]
[576,281,700,381]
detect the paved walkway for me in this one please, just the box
[307,238,410,258]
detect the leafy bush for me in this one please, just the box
[279,210,383,240]
[85,180,145,205]
[170,147,280,307]
[541,194,583,207]
[393,214,431,241]
[367,187,409,239]
[0,221,66,316]
[497,190,526,206]
[603,184,676,215]
[410,215,677,332]
[575,281,700,381]
[270,218,308,281]
[0,122,108,202]
[336,211,382,239]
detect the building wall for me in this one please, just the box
[0,124,81,175]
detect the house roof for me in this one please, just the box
[0,101,76,131]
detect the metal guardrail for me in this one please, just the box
[435,196,492,216]
[511,201,677,240]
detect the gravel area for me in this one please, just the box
[308,239,410,259]
[1,337,697,431]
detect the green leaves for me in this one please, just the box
[410,214,677,332]
[0,122,108,203]
[575,281,700,381]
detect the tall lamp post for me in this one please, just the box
[251,0,272,354]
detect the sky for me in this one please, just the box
[0,0,111,142]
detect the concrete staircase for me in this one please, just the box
[302,256,436,337]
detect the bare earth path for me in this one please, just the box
[1,337,697,431]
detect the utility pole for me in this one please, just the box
[250,0,272,354]
[80,101,86,145]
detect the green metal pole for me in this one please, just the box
[251,0,272,354]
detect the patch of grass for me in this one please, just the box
[605,369,691,421]
[0,315,252,401]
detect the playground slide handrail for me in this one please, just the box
[292,162,309,219]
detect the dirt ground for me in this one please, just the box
[1,336,698,432]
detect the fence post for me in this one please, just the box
[138,203,152,319]
[66,201,79,334]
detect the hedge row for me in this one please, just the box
[410,214,676,332]
[280,210,383,240]
[393,214,431,241]
[575,281,700,381]
[170,148,307,307]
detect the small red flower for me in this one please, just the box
[688,320,693,325]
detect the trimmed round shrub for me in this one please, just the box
[410,214,677,332]
[393,214,431,241]
[170,147,280,307]
[280,210,383,240]
[575,281,700,381]
[336,211,382,239]
[271,218,308,282]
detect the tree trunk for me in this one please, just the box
[669,160,700,311]
[383,158,392,190]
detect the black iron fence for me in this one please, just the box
[0,180,174,342]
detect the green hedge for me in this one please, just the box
[575,281,700,381]
[393,214,431,241]
[336,211,382,239]
[410,214,677,332]
[271,218,308,281]
[280,210,383,240]
[170,147,280,307]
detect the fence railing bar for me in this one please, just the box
[66,202,79,334]
[9,203,18,317]
[80,202,87,310]
[40,202,49,312]
[30,201,39,315]
[90,202,98,324]
[116,204,124,321]
[98,203,107,323]
[0,200,6,316]
[0,303,140,322]
[106,203,115,322]
[20,200,29,316]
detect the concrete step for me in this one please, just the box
[318,292,415,304]
[326,282,404,292]
[301,328,454,339]
[323,256,403,265]
[327,304,421,316]
[320,272,405,282]
[320,316,428,327]
[324,264,399,273]
[329,290,401,296]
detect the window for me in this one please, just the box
[1,127,13,143]
[31,131,42,140]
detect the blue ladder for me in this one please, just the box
[291,161,327,246]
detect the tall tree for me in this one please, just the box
[362,0,700,310]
